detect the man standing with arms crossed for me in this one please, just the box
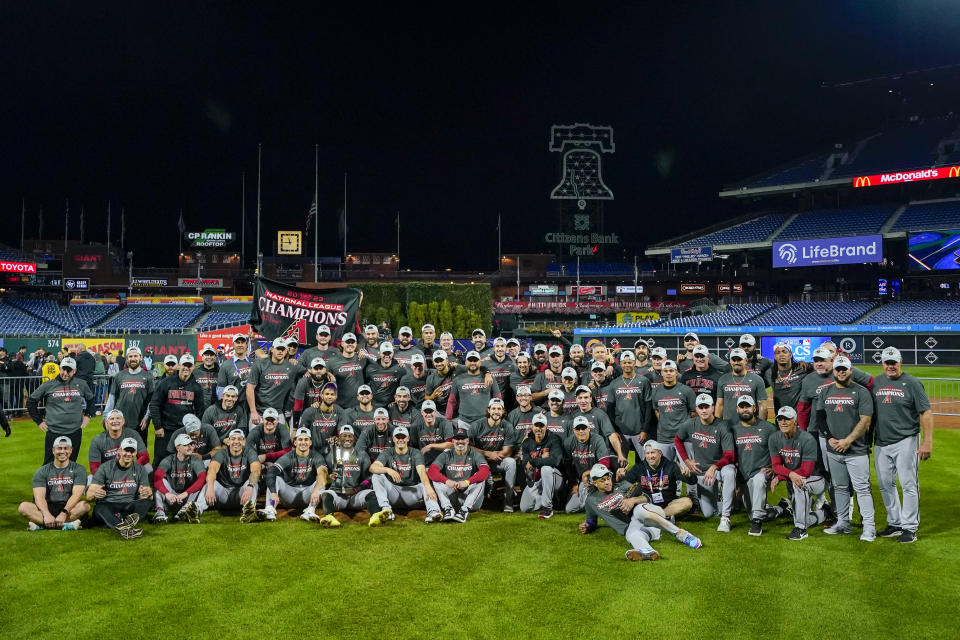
[607,350,652,455]
[27,356,95,463]
[715,348,767,422]
[447,351,501,424]
[871,347,933,543]
[149,353,206,467]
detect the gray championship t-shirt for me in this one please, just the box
[872,372,930,447]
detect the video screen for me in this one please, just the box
[760,336,831,362]
[908,230,960,271]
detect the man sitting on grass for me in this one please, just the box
[199,429,261,523]
[86,437,153,540]
[366,426,441,526]
[19,436,89,530]
[316,425,373,528]
[152,434,206,524]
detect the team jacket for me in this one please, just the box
[149,375,207,430]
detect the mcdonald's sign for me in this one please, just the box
[853,166,960,188]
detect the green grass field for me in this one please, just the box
[1,410,958,640]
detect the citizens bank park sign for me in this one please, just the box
[0,261,37,274]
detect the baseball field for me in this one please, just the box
[1,365,958,639]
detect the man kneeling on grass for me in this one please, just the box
[199,429,261,523]
[152,434,206,524]
[86,437,153,540]
[19,436,89,531]
[579,463,702,562]
[366,426,441,526]
[260,428,326,522]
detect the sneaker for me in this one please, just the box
[878,525,903,538]
[116,513,140,532]
[152,510,168,524]
[425,510,444,523]
[61,520,82,531]
[119,527,144,540]
[368,508,392,527]
[821,501,836,525]
[27,522,42,531]
[748,520,763,537]
[300,507,321,523]
[860,527,876,542]
[442,507,457,522]
[503,499,514,514]
[814,493,827,511]
[538,507,554,519]
[717,516,731,533]
[184,502,201,524]
[261,505,277,521]
[786,527,808,541]
[676,530,702,549]
[777,498,793,515]
[240,500,258,524]
[626,549,660,562]
[824,522,852,535]
[455,509,469,523]
[898,530,917,544]
[319,514,341,528]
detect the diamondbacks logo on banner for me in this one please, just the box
[250,277,361,343]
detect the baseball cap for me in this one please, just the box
[452,426,471,439]
[516,385,532,396]
[222,385,239,395]
[532,413,548,426]
[650,347,667,359]
[572,415,590,429]
[227,429,245,439]
[777,406,798,420]
[421,399,437,412]
[683,332,699,341]
[773,341,792,353]
[736,395,756,406]
[271,337,287,349]
[487,397,504,407]
[179,353,195,366]
[392,426,410,438]
[52,436,72,448]
[634,338,651,349]
[120,437,138,451]
[126,346,141,356]
[286,336,299,347]
[338,425,355,436]
[739,334,756,346]
[373,407,389,418]
[163,354,179,365]
[60,356,77,370]
[619,350,636,362]
[643,441,659,451]
[379,342,394,354]
[472,328,486,337]
[106,408,124,419]
[342,332,357,342]
[570,344,584,353]
[410,353,425,365]
[533,343,547,353]
[692,345,709,357]
[174,434,193,447]
[317,325,331,335]
[549,345,564,356]
[589,463,612,480]
[217,344,225,350]
[395,386,411,396]
[833,355,852,370]
[200,343,216,355]
[294,427,312,439]
[262,407,280,420]
[575,384,592,395]
[561,367,578,379]
[398,326,413,336]
[812,347,831,359]
[729,348,747,360]
[661,360,678,370]
[182,413,201,433]
[506,338,520,346]
[310,357,326,369]
[364,324,378,333]
[493,337,507,346]
[591,360,606,371]
[358,384,373,394]
[547,389,565,401]
[881,347,902,363]
[422,324,435,333]
[465,350,481,361]
[695,393,714,407]
[232,333,248,343]
[432,350,447,361]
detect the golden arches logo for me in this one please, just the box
[949,166,960,178]
[854,176,871,187]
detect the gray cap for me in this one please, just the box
[373,407,389,418]
[222,385,239,395]
[561,367,578,379]
[695,393,714,407]
[575,384,592,395]
[572,415,590,429]
[661,360,678,370]
[126,346,142,356]
[432,350,447,361]
[342,332,357,342]
[60,356,77,369]
[392,426,410,438]
[310,357,326,368]
[358,384,373,394]
[52,436,73,448]
[395,386,411,396]
[589,463,613,480]
[549,345,564,356]
[164,354,179,365]
[833,355,852,370]
[379,342,394,354]
[179,353,195,365]
[182,413,202,433]
[338,425,355,436]
[591,360,606,371]
[465,350,481,360]
[736,395,756,406]
[227,429,245,438]
[120,437,138,450]
[777,406,797,420]
[294,427,312,439]
[200,343,216,355]
[547,388,565,401]
[729,348,747,360]
[739,334,756,346]
[421,399,437,412]
[262,407,280,420]
[881,346,902,363]
[532,413,548,426]
[174,434,193,447]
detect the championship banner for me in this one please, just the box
[62,337,125,355]
[250,277,361,344]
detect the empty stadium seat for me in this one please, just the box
[890,200,960,232]
[96,305,203,333]
[195,311,249,330]
[657,303,775,327]
[830,116,958,179]
[862,300,960,324]
[754,301,876,326]
[672,214,789,248]
[774,205,897,241]
[0,302,65,335]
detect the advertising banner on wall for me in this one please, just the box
[61,337,125,355]
[773,235,883,268]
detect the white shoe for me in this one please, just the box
[62,520,82,531]
[717,516,731,533]
[860,527,876,542]
[824,522,852,535]
[300,507,320,522]
[262,505,277,521]
[27,522,42,531]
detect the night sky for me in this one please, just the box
[4,1,960,270]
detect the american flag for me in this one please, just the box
[305,197,317,232]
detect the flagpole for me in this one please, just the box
[20,198,25,252]
[256,144,262,275]
[121,208,125,252]
[343,172,347,262]
[106,200,111,249]
[179,209,183,255]
[497,212,501,274]
[241,172,246,269]
[396,211,400,265]
[314,143,318,283]
[80,207,85,244]
[64,198,69,256]
[39,204,44,241]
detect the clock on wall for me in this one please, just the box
[277,231,303,255]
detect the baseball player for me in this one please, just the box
[673,394,737,532]
[87,409,150,475]
[165,413,221,463]
[261,427,326,521]
[388,386,423,435]
[87,437,153,540]
[292,357,333,427]
[343,384,376,433]
[871,346,933,543]
[424,350,459,413]
[246,338,298,428]
[519,414,565,518]
[427,425,490,522]
[679,345,725,401]
[26,356,95,463]
[438,331,462,365]
[364,342,405,407]
[200,429,261,523]
[399,353,428,405]
[447,351,501,423]
[643,347,666,390]
[316,425,373,527]
[554,367,581,413]
[413,399,454,466]
[676,332,729,374]
[619,441,693,518]
[508,353,538,400]
[633,340,652,374]
[324,332,365,408]
[201,385,248,440]
[192,343,221,407]
[579,463,702,562]
[393,325,424,368]
[299,382,346,455]
[298,325,338,373]
[570,384,626,466]
[606,350,653,456]
[649,360,696,461]
[246,407,293,465]
[813,356,876,541]
[103,346,154,437]
[505,337,522,360]
[149,353,207,466]
[544,388,571,438]
[530,346,566,405]
[731,395,787,536]
[470,328,493,359]
[584,360,612,412]
[356,407,393,462]
[739,334,774,386]
[483,337,517,409]
[419,324,440,364]
[564,343,588,377]
[506,384,538,444]
[531,343,548,370]
[769,406,832,540]
[366,426,442,525]
[770,342,811,416]
[715,348,767,422]
[359,324,384,365]
[216,333,253,399]
[19,436,89,530]
[469,398,519,512]
[152,433,206,524]
[563,414,613,513]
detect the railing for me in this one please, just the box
[0,374,114,414]
[918,378,960,417]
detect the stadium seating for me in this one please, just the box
[830,116,958,179]
[546,262,643,276]
[890,200,960,232]
[71,302,120,328]
[657,303,775,327]
[747,155,828,188]
[95,305,204,333]
[195,311,249,331]
[755,301,876,326]
[862,300,960,324]
[774,205,897,241]
[671,214,789,248]
[0,302,65,335]
[5,298,76,331]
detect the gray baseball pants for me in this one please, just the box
[825,450,875,528]
[432,481,485,512]
[371,475,440,513]
[197,481,258,513]
[519,466,564,512]
[874,434,919,533]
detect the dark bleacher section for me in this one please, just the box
[863,300,960,324]
[0,302,65,335]
[831,116,958,179]
[71,302,120,328]
[195,311,249,330]
[672,214,789,248]
[747,155,828,188]
[546,262,649,276]
[657,303,775,327]
[96,305,204,334]
[890,200,960,232]
[774,205,897,241]
[755,301,876,326]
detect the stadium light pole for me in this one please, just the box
[314,144,319,283]
[127,251,133,297]
[256,144,262,275]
